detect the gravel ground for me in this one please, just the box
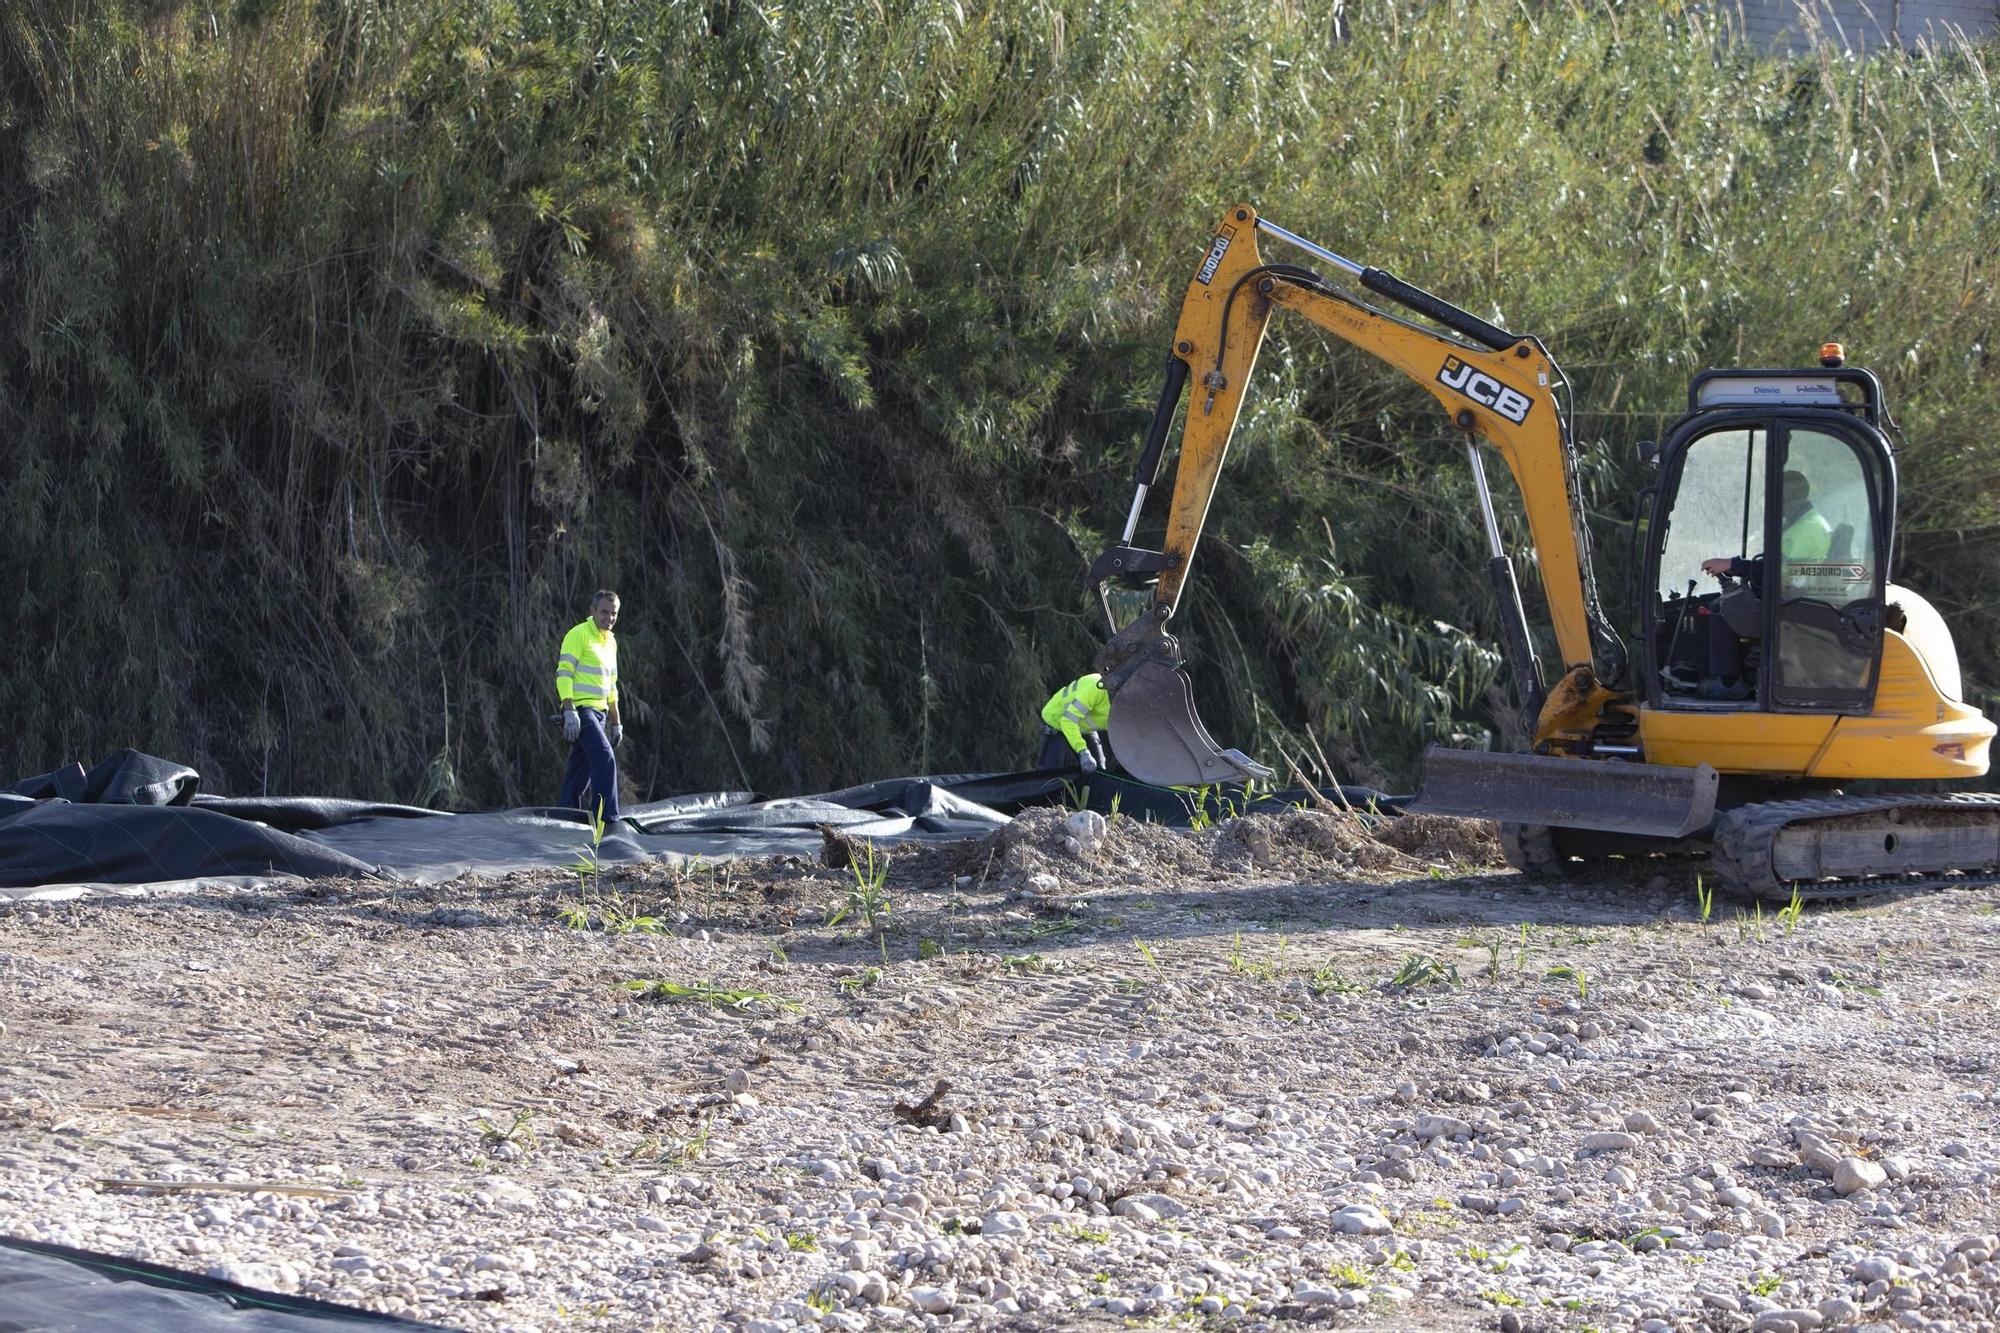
[3,806,1999,1333]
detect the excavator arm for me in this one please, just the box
[1091,204,1633,794]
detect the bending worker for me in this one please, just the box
[556,589,623,824]
[1037,671,1112,773]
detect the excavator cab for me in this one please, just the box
[1644,366,1894,716]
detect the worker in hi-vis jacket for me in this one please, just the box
[556,590,622,823]
[1037,672,1111,773]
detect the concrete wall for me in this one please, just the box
[1733,0,1999,53]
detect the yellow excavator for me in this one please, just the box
[1089,203,1999,899]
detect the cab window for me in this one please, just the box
[1657,427,1764,600]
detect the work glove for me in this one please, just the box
[561,707,580,742]
[1077,749,1099,775]
[607,723,623,747]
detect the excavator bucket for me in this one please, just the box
[1407,746,1719,839]
[1105,651,1275,787]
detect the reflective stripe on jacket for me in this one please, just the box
[1039,673,1111,753]
[556,620,619,709]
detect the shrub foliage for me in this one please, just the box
[2,0,1995,801]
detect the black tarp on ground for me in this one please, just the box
[5,749,202,806]
[0,1236,449,1331]
[0,751,1400,895]
[0,801,386,889]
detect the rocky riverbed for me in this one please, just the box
[3,806,1998,1332]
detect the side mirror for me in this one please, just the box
[1635,439,1660,468]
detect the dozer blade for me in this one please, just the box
[1408,746,1719,839]
[1105,652,1275,787]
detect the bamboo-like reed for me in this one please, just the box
[0,0,1993,800]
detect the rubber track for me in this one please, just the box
[1710,791,2000,901]
[1499,823,1567,878]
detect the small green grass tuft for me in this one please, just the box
[1390,953,1460,989]
[619,979,801,1014]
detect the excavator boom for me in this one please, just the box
[1091,205,1713,839]
[1093,206,1609,777]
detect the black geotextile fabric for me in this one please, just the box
[0,751,1402,893]
[4,748,201,806]
[0,801,382,889]
[0,1235,448,1331]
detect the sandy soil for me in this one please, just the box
[2,807,1998,1333]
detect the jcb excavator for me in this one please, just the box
[1089,203,1999,899]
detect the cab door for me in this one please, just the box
[1766,420,1893,711]
[1644,416,1768,708]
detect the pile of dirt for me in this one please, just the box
[964,804,1505,892]
[1207,808,1403,875]
[972,806,1215,891]
[1372,811,1505,867]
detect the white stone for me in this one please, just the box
[1833,1158,1889,1195]
[1759,1311,1822,1332]
[1332,1204,1392,1235]
[1580,1131,1642,1153]
[1112,1198,1159,1223]
[1064,810,1107,849]
[208,1261,283,1290]
[908,1285,956,1314]
[1851,1255,1902,1282]
[1412,1115,1470,1141]
[980,1210,1029,1238]
[1116,1192,1187,1219]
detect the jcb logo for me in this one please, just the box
[1195,227,1235,286]
[1437,356,1534,424]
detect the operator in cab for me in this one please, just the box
[1037,672,1112,773]
[1701,469,1834,585]
[1688,469,1836,700]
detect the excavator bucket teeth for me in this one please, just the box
[1408,746,1719,839]
[1105,654,1275,787]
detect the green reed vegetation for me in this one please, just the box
[1,0,1995,803]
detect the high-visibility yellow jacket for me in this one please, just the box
[1725,506,1839,584]
[1040,673,1111,753]
[556,621,619,711]
[1781,507,1833,561]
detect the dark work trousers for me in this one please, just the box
[560,707,620,823]
[1037,726,1105,772]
